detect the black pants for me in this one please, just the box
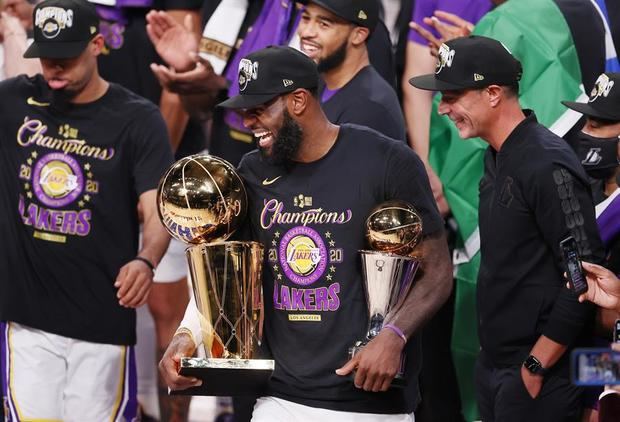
[474,352,582,422]
[414,285,464,422]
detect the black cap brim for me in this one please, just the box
[408,74,472,91]
[23,40,90,59]
[297,0,376,29]
[561,100,620,121]
[217,93,280,110]
[297,0,342,20]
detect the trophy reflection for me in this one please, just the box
[157,154,273,396]
[349,200,423,385]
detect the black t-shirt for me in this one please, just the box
[0,75,173,345]
[237,124,443,413]
[95,0,205,160]
[320,66,407,142]
[477,112,605,368]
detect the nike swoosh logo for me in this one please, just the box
[262,176,282,186]
[27,97,50,107]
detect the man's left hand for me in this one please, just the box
[114,259,154,308]
[335,329,405,392]
[520,365,543,399]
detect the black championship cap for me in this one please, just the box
[562,73,620,121]
[218,46,320,110]
[298,0,379,31]
[409,35,523,91]
[24,0,99,59]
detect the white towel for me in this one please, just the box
[199,0,249,75]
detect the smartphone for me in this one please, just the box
[571,348,620,386]
[614,319,620,343]
[560,236,588,295]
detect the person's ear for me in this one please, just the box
[90,34,106,56]
[486,85,503,108]
[287,89,310,116]
[350,26,370,46]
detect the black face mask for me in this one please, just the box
[577,132,619,180]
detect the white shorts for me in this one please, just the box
[251,396,415,422]
[1,322,137,422]
[154,238,188,283]
[139,232,188,283]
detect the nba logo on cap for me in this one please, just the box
[589,74,615,103]
[436,43,455,74]
[238,59,259,92]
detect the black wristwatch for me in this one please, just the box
[523,355,548,376]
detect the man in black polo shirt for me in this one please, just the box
[297,0,406,141]
[410,36,606,421]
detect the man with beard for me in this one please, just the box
[159,46,453,421]
[298,0,406,141]
[0,0,173,420]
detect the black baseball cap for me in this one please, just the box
[298,0,379,31]
[562,73,620,121]
[218,46,320,110]
[24,0,99,59]
[409,35,523,91]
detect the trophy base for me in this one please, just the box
[348,344,407,388]
[171,357,275,396]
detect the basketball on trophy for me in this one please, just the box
[365,200,422,256]
[157,154,247,244]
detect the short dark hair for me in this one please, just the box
[503,83,519,98]
[306,87,319,98]
[588,116,620,126]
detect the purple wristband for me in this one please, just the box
[383,324,407,344]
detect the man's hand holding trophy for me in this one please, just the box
[345,200,423,388]
[157,154,273,396]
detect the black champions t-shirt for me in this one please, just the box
[0,75,173,345]
[237,124,443,413]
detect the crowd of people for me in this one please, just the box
[0,0,619,421]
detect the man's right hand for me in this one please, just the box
[146,10,198,72]
[159,331,203,390]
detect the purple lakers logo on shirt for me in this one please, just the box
[279,226,327,286]
[32,152,84,208]
[17,127,101,242]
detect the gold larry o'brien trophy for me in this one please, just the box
[349,200,423,387]
[157,154,273,396]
